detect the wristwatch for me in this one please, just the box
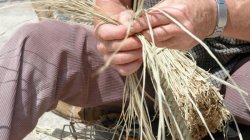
[209,0,228,38]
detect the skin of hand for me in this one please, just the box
[222,0,250,41]
[95,0,143,76]
[96,0,218,76]
[96,10,143,76]
[131,0,217,50]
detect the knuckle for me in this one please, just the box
[176,4,189,17]
[168,25,182,36]
[179,4,188,13]
[154,29,164,42]
[143,31,151,40]
[97,43,106,53]
[118,10,134,24]
[131,38,142,49]
[112,41,124,51]
[174,5,189,21]
[155,42,165,48]
[173,27,182,35]
[131,20,144,34]
[96,44,102,51]
[111,54,125,65]
[184,21,193,31]
[103,54,109,61]
[113,65,128,76]
[153,33,160,41]
[119,70,129,76]
[135,42,142,50]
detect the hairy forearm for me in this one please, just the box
[223,0,250,41]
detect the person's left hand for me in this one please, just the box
[96,10,143,76]
[130,0,218,50]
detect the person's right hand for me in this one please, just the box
[95,10,143,76]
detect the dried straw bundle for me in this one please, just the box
[121,35,231,139]
[30,0,243,139]
[31,0,95,24]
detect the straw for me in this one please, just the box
[26,0,250,139]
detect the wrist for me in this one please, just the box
[222,0,239,38]
[207,0,218,37]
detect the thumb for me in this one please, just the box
[117,10,135,27]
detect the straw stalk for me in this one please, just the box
[29,0,250,139]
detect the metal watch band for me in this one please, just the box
[209,0,228,38]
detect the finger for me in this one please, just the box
[97,43,107,54]
[118,10,135,26]
[154,37,178,49]
[113,59,142,76]
[105,37,142,52]
[143,24,180,42]
[130,11,170,34]
[97,37,141,55]
[155,37,194,50]
[95,24,127,40]
[104,49,142,65]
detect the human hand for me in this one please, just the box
[130,0,218,50]
[95,10,143,76]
